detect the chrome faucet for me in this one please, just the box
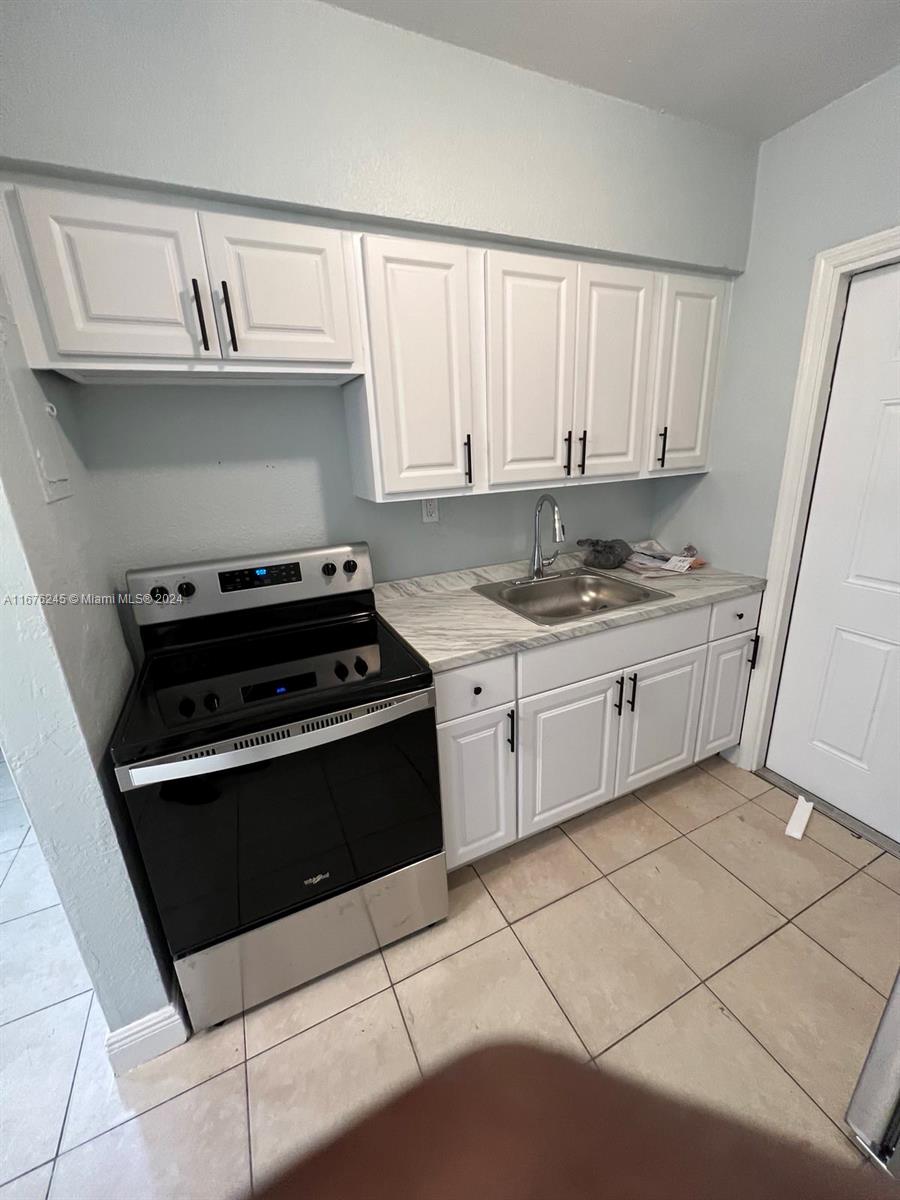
[530,494,566,580]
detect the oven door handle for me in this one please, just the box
[116,687,435,792]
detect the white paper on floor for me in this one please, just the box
[785,796,814,840]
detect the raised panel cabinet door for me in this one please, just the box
[438,704,517,870]
[695,631,755,761]
[17,186,218,359]
[616,645,707,794]
[648,273,728,472]
[363,236,475,494]
[518,672,620,837]
[573,264,655,477]
[486,250,577,485]
[199,211,354,362]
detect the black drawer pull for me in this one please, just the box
[464,434,474,484]
[736,611,745,620]
[627,673,638,711]
[507,708,516,752]
[473,686,482,696]
[563,430,573,476]
[578,429,587,475]
[222,280,239,352]
[749,634,760,670]
[191,278,209,352]
[614,675,625,716]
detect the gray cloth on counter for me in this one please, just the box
[577,538,632,569]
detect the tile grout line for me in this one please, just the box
[0,987,94,1031]
[592,980,707,1060]
[0,901,62,928]
[0,1159,56,1194]
[243,1002,255,1198]
[506,922,594,1064]
[244,983,395,1064]
[46,989,95,1197]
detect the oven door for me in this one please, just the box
[119,689,441,958]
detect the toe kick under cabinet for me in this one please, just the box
[435,594,761,868]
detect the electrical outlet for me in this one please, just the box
[421,498,440,523]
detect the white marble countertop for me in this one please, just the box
[376,553,766,673]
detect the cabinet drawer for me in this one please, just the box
[518,606,710,698]
[435,655,516,724]
[709,592,762,641]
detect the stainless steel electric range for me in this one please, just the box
[109,543,447,1031]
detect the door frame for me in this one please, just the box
[736,224,900,771]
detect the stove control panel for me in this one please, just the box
[128,544,374,626]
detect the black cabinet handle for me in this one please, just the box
[473,686,482,696]
[578,429,587,475]
[221,280,239,352]
[657,426,668,468]
[464,434,473,484]
[614,675,625,716]
[736,612,745,620]
[507,708,516,752]
[191,278,209,352]
[749,634,760,670]
[627,673,638,711]
[563,430,573,476]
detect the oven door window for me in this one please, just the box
[123,706,441,957]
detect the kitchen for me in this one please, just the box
[0,1,898,1195]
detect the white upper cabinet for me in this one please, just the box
[362,235,475,494]
[573,264,655,478]
[486,251,577,485]
[647,273,728,473]
[17,186,218,359]
[199,212,355,362]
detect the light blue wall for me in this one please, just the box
[0,0,756,271]
[654,67,900,575]
[66,386,657,587]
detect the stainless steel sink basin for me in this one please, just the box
[473,569,672,626]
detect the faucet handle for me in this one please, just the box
[542,549,560,570]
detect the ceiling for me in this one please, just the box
[324,0,900,139]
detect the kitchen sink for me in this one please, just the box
[473,569,672,626]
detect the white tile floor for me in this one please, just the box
[2,756,898,1197]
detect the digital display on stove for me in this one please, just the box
[219,562,302,592]
[241,671,317,704]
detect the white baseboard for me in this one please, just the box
[106,1003,189,1075]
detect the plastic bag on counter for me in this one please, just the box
[623,539,707,577]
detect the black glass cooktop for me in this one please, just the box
[110,596,431,767]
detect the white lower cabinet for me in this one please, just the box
[695,630,755,760]
[615,645,708,795]
[518,671,620,836]
[438,703,517,869]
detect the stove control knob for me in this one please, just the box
[354,656,369,677]
[177,581,196,598]
[343,559,358,574]
[203,693,220,712]
[322,562,337,577]
[334,661,349,682]
[150,585,169,602]
[177,696,196,719]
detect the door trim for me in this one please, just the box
[737,224,900,771]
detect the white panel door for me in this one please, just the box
[518,671,620,836]
[695,631,755,761]
[363,236,475,494]
[199,212,354,361]
[17,186,217,359]
[647,273,728,472]
[767,264,900,839]
[438,704,517,869]
[486,251,577,485]
[616,646,707,794]
[573,264,655,477]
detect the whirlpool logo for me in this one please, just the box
[304,872,330,887]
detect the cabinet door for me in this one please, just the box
[647,273,728,472]
[17,186,217,359]
[573,264,654,477]
[363,236,475,494]
[438,704,517,869]
[616,646,707,794]
[199,212,354,362]
[695,631,754,761]
[486,251,577,485]
[518,672,620,837]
